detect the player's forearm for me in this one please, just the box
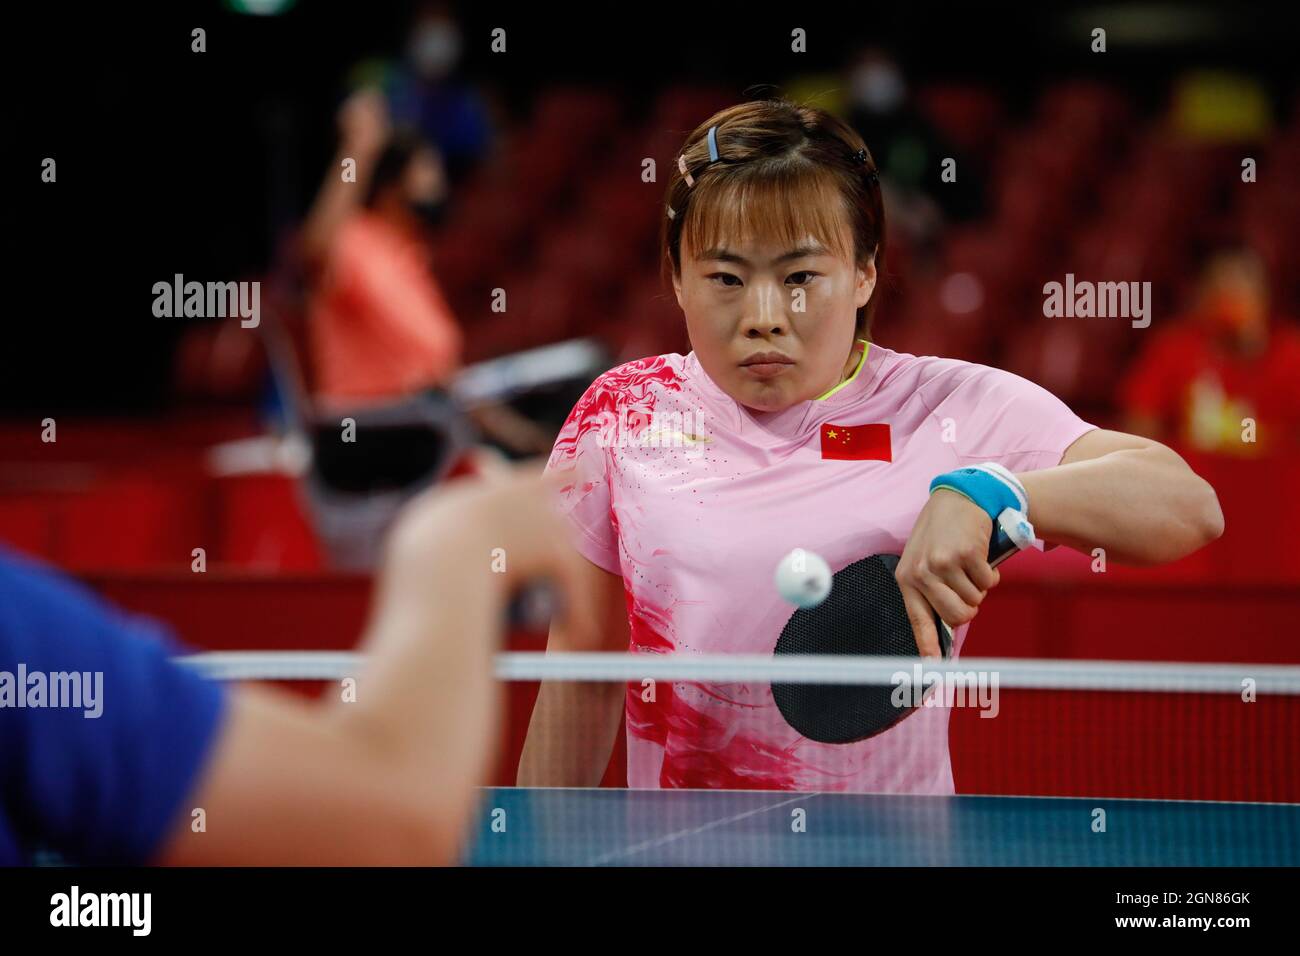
[165,472,590,865]
[1018,444,1223,565]
[161,686,473,866]
[159,507,499,866]
[518,681,624,787]
[333,501,504,831]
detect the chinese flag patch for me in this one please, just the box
[820,422,891,461]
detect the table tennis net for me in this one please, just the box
[181,651,1300,804]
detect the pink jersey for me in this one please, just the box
[545,343,1096,793]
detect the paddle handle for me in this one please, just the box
[988,507,1035,568]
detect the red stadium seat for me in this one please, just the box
[528,87,624,151]
[876,275,999,365]
[1035,81,1133,147]
[536,216,644,314]
[942,225,1045,307]
[1000,321,1130,413]
[59,469,209,571]
[651,86,739,138]
[213,474,322,572]
[914,84,1006,162]
[0,493,58,559]
[580,172,663,258]
[606,274,687,362]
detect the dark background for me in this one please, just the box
[7,0,1296,411]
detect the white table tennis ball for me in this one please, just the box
[775,548,832,609]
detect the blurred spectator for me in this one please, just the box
[347,0,496,184]
[291,110,552,569]
[305,123,462,407]
[297,94,550,459]
[1121,244,1300,456]
[844,48,985,259]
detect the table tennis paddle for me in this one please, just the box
[772,510,1029,744]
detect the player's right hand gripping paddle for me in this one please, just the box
[771,509,1033,744]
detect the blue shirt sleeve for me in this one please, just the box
[0,549,227,865]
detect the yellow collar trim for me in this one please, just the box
[814,339,871,401]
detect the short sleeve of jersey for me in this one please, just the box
[944,364,1098,474]
[0,550,227,865]
[544,376,622,575]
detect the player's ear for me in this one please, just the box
[672,269,684,309]
[854,252,877,310]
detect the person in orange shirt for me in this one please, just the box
[298,91,551,462]
[1121,244,1300,455]
[308,125,463,407]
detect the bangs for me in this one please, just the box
[680,163,856,266]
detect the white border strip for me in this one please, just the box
[172,651,1300,694]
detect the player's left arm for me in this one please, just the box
[1017,428,1224,565]
[897,429,1223,657]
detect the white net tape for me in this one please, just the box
[172,651,1300,694]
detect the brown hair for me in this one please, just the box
[660,99,886,339]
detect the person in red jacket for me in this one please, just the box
[1121,244,1300,456]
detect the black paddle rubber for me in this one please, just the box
[772,554,951,745]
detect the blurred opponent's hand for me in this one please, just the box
[386,461,607,650]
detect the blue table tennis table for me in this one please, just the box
[464,787,1300,866]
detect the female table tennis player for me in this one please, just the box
[519,99,1224,793]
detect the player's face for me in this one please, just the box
[675,227,875,412]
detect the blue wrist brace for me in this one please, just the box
[929,462,1028,524]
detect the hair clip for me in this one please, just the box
[677,154,695,188]
[852,148,879,184]
[666,205,677,220]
